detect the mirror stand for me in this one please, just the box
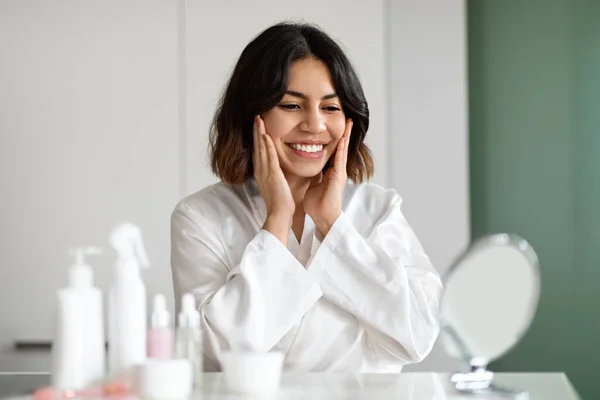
[451,359,529,399]
[451,360,493,391]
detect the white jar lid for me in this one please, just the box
[138,358,193,399]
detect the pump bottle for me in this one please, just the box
[52,246,104,390]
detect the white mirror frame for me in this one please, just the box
[439,233,541,396]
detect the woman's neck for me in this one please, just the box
[284,173,312,209]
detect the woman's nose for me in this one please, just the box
[299,109,326,134]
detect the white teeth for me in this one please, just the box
[290,143,323,153]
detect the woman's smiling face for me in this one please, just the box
[261,57,347,179]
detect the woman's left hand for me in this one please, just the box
[304,119,352,237]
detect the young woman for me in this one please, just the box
[171,22,442,373]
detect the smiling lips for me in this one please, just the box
[287,143,326,159]
[289,143,323,153]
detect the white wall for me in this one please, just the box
[0,0,180,352]
[389,0,469,371]
[0,0,468,373]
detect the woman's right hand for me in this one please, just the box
[253,115,294,246]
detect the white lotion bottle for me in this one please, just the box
[108,222,150,381]
[52,246,104,390]
[176,293,203,388]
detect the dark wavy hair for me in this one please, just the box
[209,21,373,184]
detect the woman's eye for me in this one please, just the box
[279,104,300,110]
[324,106,341,112]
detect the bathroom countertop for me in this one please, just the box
[0,371,579,399]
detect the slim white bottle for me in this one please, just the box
[52,246,104,390]
[147,294,173,358]
[108,222,150,381]
[176,293,203,388]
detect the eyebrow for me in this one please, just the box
[285,90,338,100]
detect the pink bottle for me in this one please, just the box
[147,294,173,358]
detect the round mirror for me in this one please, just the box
[439,233,541,394]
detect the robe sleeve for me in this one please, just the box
[171,201,322,369]
[306,190,443,365]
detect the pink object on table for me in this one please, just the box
[33,381,130,400]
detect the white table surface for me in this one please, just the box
[0,372,580,399]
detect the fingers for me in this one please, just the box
[258,118,270,172]
[344,118,353,141]
[334,119,352,175]
[263,130,280,172]
[256,116,269,175]
[252,116,260,175]
[344,118,352,162]
[254,115,281,179]
[333,138,345,173]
